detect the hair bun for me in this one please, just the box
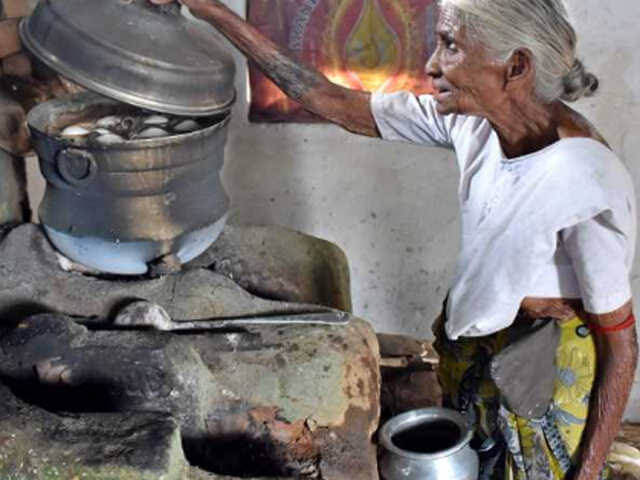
[561,59,599,102]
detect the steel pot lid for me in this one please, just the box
[20,0,236,116]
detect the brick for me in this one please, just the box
[0,19,21,58]
[0,87,29,155]
[1,0,37,18]
[2,51,30,76]
[0,148,29,225]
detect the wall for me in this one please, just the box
[208,0,460,337]
[22,0,640,416]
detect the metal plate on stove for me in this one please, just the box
[20,0,236,116]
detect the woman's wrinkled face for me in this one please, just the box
[426,6,506,116]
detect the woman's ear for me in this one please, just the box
[505,49,534,91]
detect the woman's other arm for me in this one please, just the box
[519,296,636,480]
[559,214,637,480]
[523,211,637,480]
[151,0,379,137]
[573,301,637,480]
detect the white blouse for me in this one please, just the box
[371,91,636,340]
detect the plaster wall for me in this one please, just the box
[24,0,640,417]
[201,0,460,336]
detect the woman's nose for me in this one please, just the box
[425,50,440,77]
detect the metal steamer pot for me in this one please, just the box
[20,0,236,117]
[20,0,237,274]
[27,93,231,274]
[379,408,479,480]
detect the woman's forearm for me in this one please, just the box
[574,324,637,480]
[198,2,322,102]
[191,1,378,136]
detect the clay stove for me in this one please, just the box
[0,222,381,480]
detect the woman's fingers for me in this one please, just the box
[148,0,216,21]
[148,0,214,11]
[520,296,581,321]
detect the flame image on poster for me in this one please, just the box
[248,0,438,122]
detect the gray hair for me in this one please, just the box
[439,0,599,102]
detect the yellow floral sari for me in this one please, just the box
[434,314,608,480]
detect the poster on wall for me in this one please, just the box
[247,0,438,122]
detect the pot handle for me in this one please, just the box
[56,148,98,187]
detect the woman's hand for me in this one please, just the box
[148,0,216,20]
[520,296,583,321]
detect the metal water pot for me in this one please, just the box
[379,408,479,480]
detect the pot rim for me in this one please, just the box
[26,91,231,151]
[379,407,474,461]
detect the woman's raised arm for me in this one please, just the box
[151,0,380,137]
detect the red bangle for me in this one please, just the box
[589,313,636,334]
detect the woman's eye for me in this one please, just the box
[446,41,458,52]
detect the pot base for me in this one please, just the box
[43,214,228,275]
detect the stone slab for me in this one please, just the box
[0,313,381,479]
[187,223,352,312]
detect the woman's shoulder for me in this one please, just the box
[557,103,608,145]
[545,137,625,177]
[546,104,624,173]
[543,137,634,209]
[547,136,622,171]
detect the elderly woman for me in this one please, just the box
[152,0,637,478]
